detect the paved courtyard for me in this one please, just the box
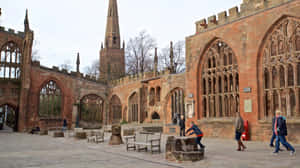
[0,130,299,168]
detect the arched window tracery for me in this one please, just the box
[39,80,62,118]
[262,17,300,118]
[200,40,239,119]
[0,42,21,79]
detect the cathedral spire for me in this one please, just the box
[24,9,30,32]
[76,52,80,73]
[105,0,120,49]
[170,41,175,73]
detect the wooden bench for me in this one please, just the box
[125,132,161,153]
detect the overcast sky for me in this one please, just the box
[1,0,242,72]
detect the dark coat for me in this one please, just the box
[63,119,67,127]
[274,116,287,136]
[186,124,203,136]
[179,119,185,128]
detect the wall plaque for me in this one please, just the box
[243,87,251,93]
[244,99,252,113]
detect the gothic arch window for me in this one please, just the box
[262,17,300,119]
[0,42,21,79]
[279,66,285,87]
[170,88,184,124]
[203,79,206,94]
[287,64,294,86]
[200,40,239,119]
[80,94,104,124]
[156,87,161,102]
[296,35,300,51]
[39,80,62,118]
[235,73,239,91]
[203,98,207,118]
[297,63,300,85]
[110,95,122,124]
[149,88,155,106]
[151,112,160,120]
[289,90,296,117]
[264,69,269,89]
[129,92,138,122]
[272,68,278,88]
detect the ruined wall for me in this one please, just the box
[186,0,300,143]
[27,64,108,130]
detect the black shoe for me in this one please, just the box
[270,144,274,148]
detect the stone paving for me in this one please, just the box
[0,130,299,168]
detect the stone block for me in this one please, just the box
[229,6,239,19]
[218,11,227,23]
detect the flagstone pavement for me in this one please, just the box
[0,131,299,168]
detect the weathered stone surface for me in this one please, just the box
[166,136,204,162]
[109,125,123,145]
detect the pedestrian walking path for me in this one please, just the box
[0,132,299,168]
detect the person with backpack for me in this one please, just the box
[235,112,246,151]
[186,121,205,149]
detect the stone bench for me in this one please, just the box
[125,132,161,153]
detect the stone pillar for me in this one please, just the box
[295,89,300,117]
[270,92,274,117]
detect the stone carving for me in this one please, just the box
[201,40,239,118]
[262,17,300,118]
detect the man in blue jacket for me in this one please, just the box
[186,121,205,149]
[273,110,296,155]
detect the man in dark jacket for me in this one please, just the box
[179,115,185,136]
[273,110,296,155]
[186,121,205,149]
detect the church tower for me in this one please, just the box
[99,0,125,82]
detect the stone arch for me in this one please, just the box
[38,80,63,119]
[79,94,104,128]
[164,87,185,125]
[109,95,122,124]
[198,39,239,119]
[258,15,300,119]
[0,104,18,131]
[151,112,160,120]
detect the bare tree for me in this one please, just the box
[159,40,185,73]
[84,59,100,78]
[126,30,156,75]
[59,59,72,71]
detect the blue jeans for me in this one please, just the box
[196,136,205,148]
[275,135,295,152]
[270,132,277,146]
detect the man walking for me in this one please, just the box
[235,112,246,151]
[273,110,296,155]
[186,121,205,149]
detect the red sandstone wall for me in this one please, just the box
[27,66,108,130]
[186,0,300,143]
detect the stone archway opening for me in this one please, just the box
[79,94,104,129]
[0,104,18,132]
[151,112,160,120]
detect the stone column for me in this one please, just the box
[295,88,300,117]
